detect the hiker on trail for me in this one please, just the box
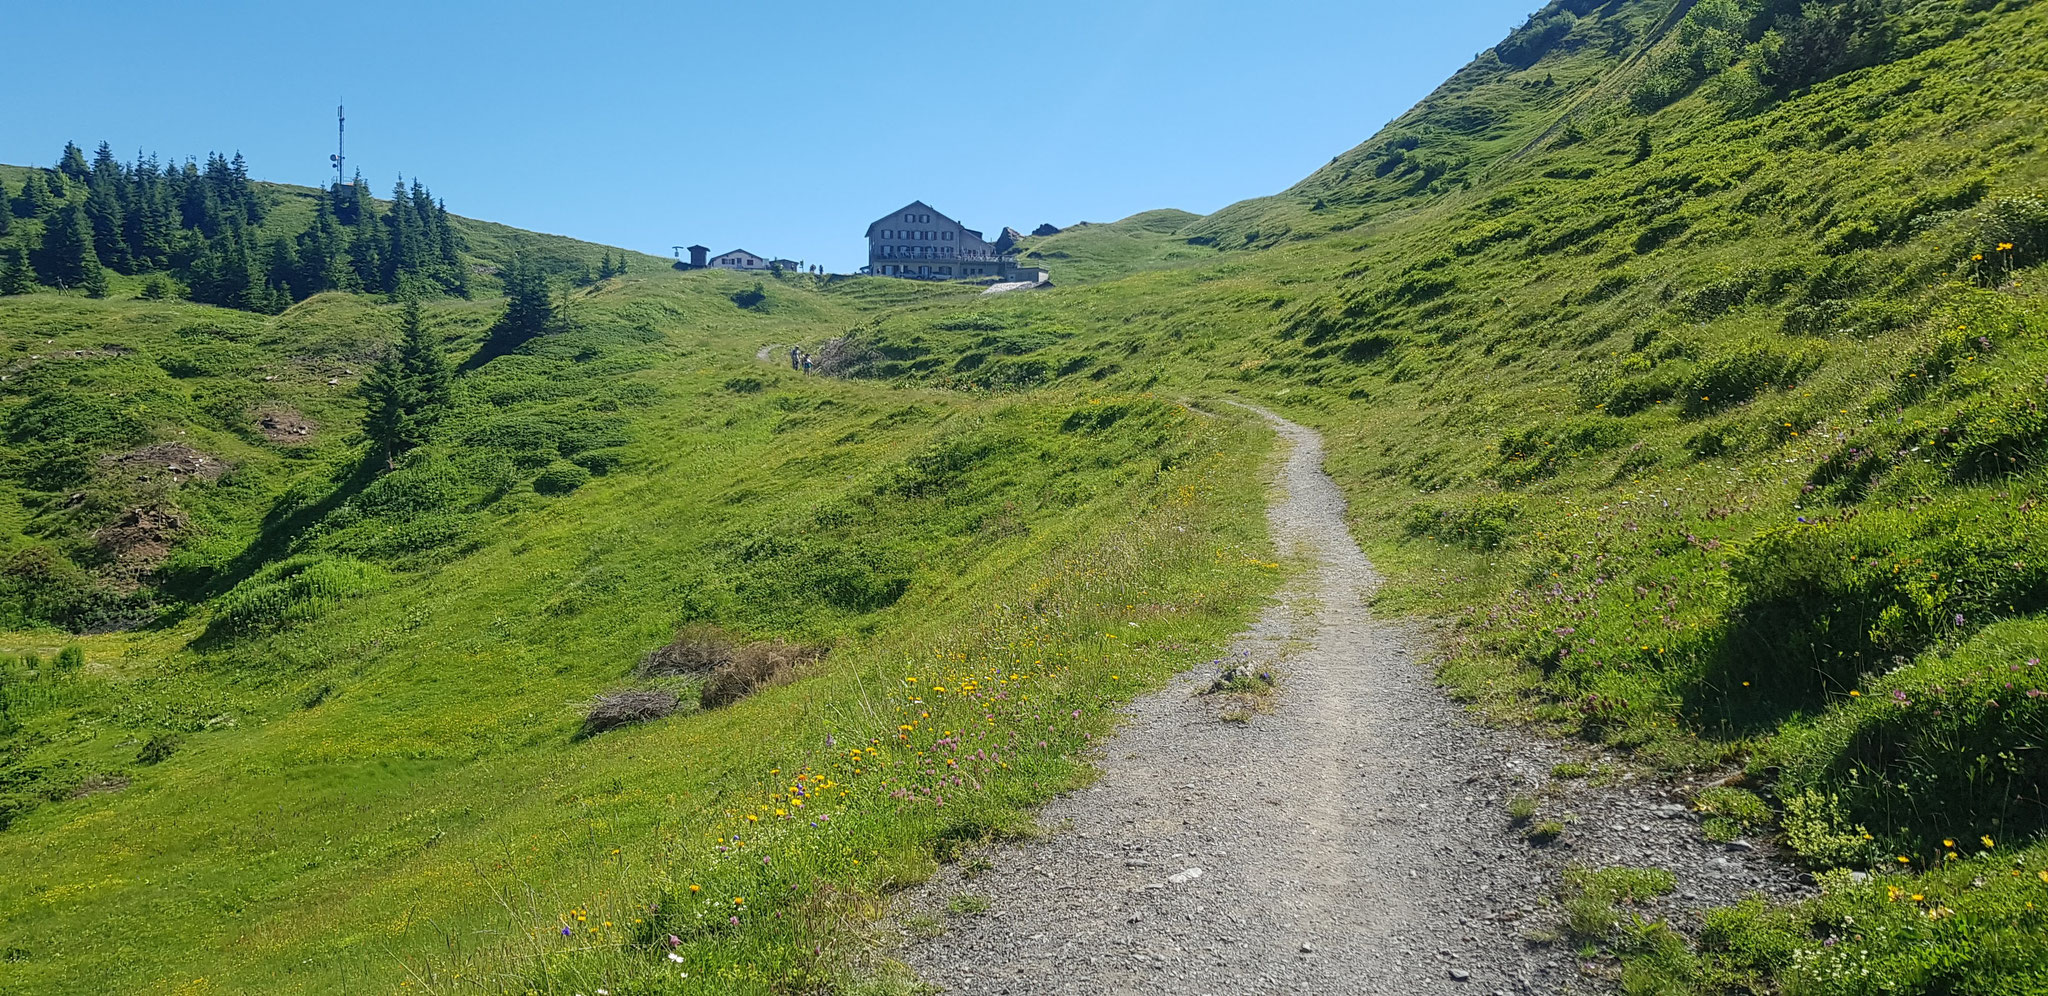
[801,353,813,374]
[789,346,800,370]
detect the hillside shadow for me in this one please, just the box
[155,451,386,622]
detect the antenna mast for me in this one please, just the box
[330,101,346,189]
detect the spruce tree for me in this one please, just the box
[85,178,131,273]
[598,251,616,280]
[364,299,451,459]
[35,202,99,287]
[90,142,121,183]
[16,168,52,219]
[82,261,109,299]
[481,254,555,358]
[399,300,452,422]
[57,142,90,182]
[0,247,33,295]
[0,175,10,235]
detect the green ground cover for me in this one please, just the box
[7,0,2048,992]
[0,260,1283,993]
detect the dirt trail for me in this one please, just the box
[904,407,1801,995]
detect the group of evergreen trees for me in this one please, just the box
[0,141,468,312]
[575,250,629,286]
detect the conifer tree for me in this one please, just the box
[0,175,10,236]
[90,142,121,185]
[0,247,33,295]
[364,299,451,459]
[82,261,109,299]
[57,142,90,182]
[481,254,556,358]
[598,251,616,280]
[16,169,53,219]
[35,202,99,287]
[84,177,131,273]
[265,237,299,301]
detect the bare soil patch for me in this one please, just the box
[255,406,317,444]
[91,504,189,590]
[99,443,229,485]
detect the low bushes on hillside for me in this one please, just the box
[208,555,386,637]
[1770,619,2048,859]
[699,641,815,708]
[1723,501,2048,703]
[1403,495,1523,551]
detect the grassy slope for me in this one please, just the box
[0,257,1282,993]
[809,0,2048,990]
[1006,209,1218,284]
[9,1,2048,992]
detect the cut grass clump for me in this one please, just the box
[578,688,681,738]
[1561,865,1678,944]
[640,624,743,676]
[697,639,825,709]
[1551,761,1591,779]
[1507,793,1540,824]
[1527,819,1566,845]
[944,893,991,916]
[1694,785,1773,843]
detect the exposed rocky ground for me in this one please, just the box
[901,408,1808,995]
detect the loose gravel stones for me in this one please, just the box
[900,407,1805,995]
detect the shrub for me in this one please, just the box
[210,556,385,636]
[1492,418,1632,484]
[0,546,132,632]
[1403,495,1522,551]
[1681,339,1822,416]
[53,646,83,671]
[567,447,629,476]
[1723,503,2048,701]
[532,461,591,495]
[1778,790,1876,869]
[579,688,681,737]
[1771,620,2048,853]
[136,733,181,765]
[5,390,150,448]
[1961,195,2048,277]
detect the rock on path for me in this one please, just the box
[902,406,1806,995]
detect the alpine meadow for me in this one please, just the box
[5,1,2048,994]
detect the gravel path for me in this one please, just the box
[901,406,1807,995]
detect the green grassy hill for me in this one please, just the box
[790,0,2048,989]
[6,0,2048,992]
[0,261,1281,993]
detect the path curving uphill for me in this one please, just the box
[903,406,1802,994]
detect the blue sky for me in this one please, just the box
[1,1,1539,271]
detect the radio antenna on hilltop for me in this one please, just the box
[329,100,346,189]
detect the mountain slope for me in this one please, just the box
[807,0,2048,989]
[6,0,2048,992]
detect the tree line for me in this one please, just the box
[0,141,467,311]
